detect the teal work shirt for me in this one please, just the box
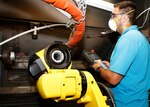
[110,25,150,107]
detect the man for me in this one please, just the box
[92,1,150,107]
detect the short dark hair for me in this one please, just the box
[114,1,137,24]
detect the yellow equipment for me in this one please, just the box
[28,41,116,107]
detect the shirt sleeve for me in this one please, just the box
[110,37,138,75]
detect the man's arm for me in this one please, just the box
[99,67,123,85]
[92,62,123,85]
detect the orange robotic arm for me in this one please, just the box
[43,0,85,48]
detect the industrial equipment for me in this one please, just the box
[28,41,116,107]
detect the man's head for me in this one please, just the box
[114,1,137,24]
[109,1,137,33]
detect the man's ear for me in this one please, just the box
[122,14,129,22]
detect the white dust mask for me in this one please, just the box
[108,18,117,32]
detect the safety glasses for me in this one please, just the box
[111,9,135,18]
[110,13,124,18]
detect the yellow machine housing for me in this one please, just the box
[28,41,115,107]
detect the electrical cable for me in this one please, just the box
[0,0,86,47]
[0,24,66,46]
[137,7,150,29]
[136,7,150,19]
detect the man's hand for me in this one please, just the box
[94,60,109,69]
[92,60,102,71]
[101,60,110,68]
[92,60,122,85]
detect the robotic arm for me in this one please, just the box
[28,41,116,107]
[42,0,85,48]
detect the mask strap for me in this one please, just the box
[124,9,135,15]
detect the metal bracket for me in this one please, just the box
[66,0,87,28]
[77,0,87,17]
